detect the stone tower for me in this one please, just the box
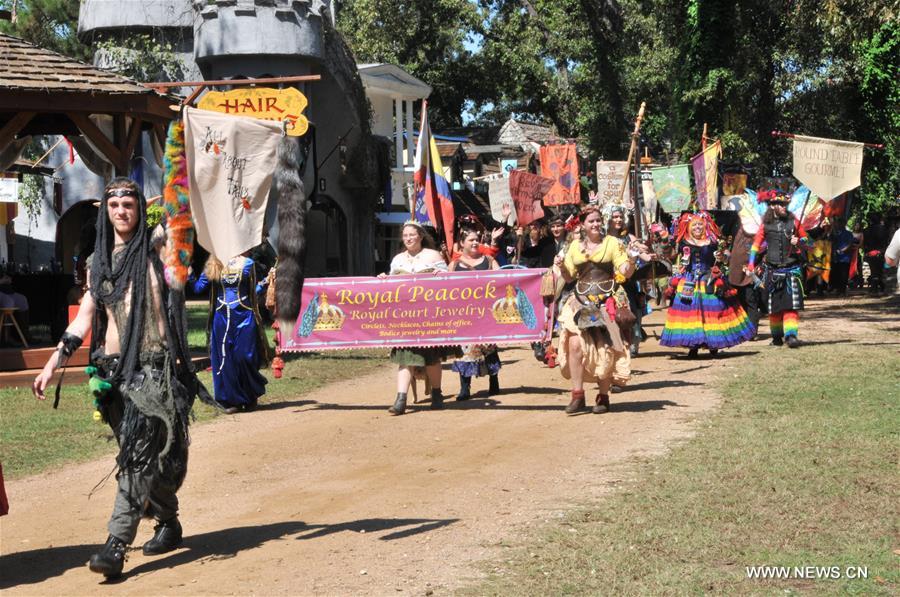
[79,0,381,276]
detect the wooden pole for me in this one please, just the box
[618,102,646,238]
[617,102,645,206]
[701,122,708,151]
[770,130,884,150]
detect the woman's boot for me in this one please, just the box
[457,375,471,401]
[388,392,407,415]
[430,388,444,409]
[592,393,610,414]
[488,374,500,396]
[565,389,586,414]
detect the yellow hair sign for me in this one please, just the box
[198,87,309,136]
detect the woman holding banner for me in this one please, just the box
[381,221,457,414]
[449,223,502,400]
[554,205,635,415]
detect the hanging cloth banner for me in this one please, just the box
[792,135,864,200]
[183,106,282,260]
[595,161,632,209]
[722,172,747,196]
[640,168,656,222]
[488,175,517,226]
[509,170,553,226]
[651,165,692,214]
[539,144,580,205]
[691,140,721,210]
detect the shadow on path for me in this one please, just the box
[0,517,458,588]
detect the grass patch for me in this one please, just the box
[1,304,388,479]
[469,344,899,595]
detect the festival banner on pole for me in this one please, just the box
[281,269,545,352]
[539,144,580,205]
[487,175,516,226]
[595,161,632,209]
[722,172,748,196]
[651,165,691,213]
[792,135,864,200]
[183,106,282,260]
[639,168,656,222]
[691,140,721,210]
[509,170,552,226]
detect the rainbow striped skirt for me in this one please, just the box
[660,274,755,349]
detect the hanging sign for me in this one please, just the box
[792,135,864,200]
[198,87,309,136]
[596,161,632,209]
[0,175,18,203]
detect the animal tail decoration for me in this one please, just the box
[516,286,537,330]
[162,120,193,290]
[298,292,319,338]
[274,136,307,339]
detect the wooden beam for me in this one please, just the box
[0,111,35,150]
[67,112,125,173]
[122,117,143,168]
[0,92,177,122]
[182,86,205,107]
[154,122,167,150]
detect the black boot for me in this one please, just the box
[388,392,407,415]
[488,374,500,396]
[457,375,471,401]
[142,518,183,556]
[89,535,127,578]
[430,388,444,409]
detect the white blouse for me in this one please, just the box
[388,250,448,275]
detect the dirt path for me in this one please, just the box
[2,296,895,595]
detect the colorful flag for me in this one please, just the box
[509,170,553,226]
[651,165,692,214]
[414,100,455,250]
[722,172,747,196]
[539,144,580,205]
[691,140,721,210]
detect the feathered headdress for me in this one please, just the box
[674,210,720,244]
[756,189,790,204]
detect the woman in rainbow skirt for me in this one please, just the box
[660,211,755,357]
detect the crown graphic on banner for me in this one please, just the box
[492,285,524,325]
[313,292,346,332]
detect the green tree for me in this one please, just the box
[337,0,483,128]
[0,0,91,60]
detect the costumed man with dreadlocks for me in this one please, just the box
[32,178,213,578]
[745,189,811,348]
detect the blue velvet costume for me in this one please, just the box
[193,258,268,408]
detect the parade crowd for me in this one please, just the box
[20,178,900,579]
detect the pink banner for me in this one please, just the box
[281,269,545,352]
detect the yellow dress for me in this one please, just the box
[558,237,632,393]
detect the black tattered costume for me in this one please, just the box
[86,188,213,545]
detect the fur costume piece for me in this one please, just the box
[274,136,308,338]
[162,120,194,291]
